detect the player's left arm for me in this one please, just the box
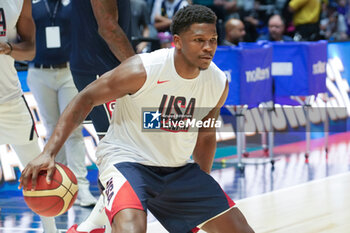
[91,0,135,61]
[192,80,229,174]
[0,0,35,60]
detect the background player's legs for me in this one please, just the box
[12,140,58,233]
[56,68,96,206]
[27,67,66,162]
[27,68,96,206]
[71,72,111,138]
[201,207,254,233]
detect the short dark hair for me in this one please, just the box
[170,5,217,35]
[269,14,286,26]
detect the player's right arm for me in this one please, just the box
[90,0,135,61]
[19,55,147,190]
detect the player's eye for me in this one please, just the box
[194,38,204,42]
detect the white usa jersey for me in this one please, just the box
[96,48,226,169]
[0,0,24,104]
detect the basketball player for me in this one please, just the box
[0,0,57,232]
[66,1,135,232]
[19,5,255,233]
[70,0,135,139]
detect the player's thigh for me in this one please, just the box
[98,164,147,227]
[57,68,79,114]
[148,163,235,233]
[201,207,254,233]
[27,68,60,128]
[57,70,85,141]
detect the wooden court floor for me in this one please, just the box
[148,172,350,233]
[1,132,350,232]
[236,172,350,233]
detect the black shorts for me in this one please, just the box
[71,71,115,136]
[98,162,236,233]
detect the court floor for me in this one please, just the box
[1,132,349,232]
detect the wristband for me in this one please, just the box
[6,42,13,55]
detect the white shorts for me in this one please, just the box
[0,96,38,145]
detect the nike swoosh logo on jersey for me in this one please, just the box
[32,0,41,4]
[157,80,170,84]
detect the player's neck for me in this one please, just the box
[174,51,200,80]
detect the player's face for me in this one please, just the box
[175,23,218,70]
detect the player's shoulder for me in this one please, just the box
[138,48,173,68]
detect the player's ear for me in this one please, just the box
[173,34,182,49]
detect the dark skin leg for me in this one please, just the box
[201,208,255,233]
[111,207,254,233]
[112,208,147,233]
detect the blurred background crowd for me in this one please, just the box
[131,0,350,51]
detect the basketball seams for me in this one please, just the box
[22,163,78,217]
[66,181,78,198]
[22,176,68,197]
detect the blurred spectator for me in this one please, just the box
[131,0,151,53]
[336,0,350,35]
[151,0,189,48]
[281,0,296,37]
[275,0,289,14]
[237,0,261,41]
[288,0,321,41]
[320,0,330,21]
[193,0,238,44]
[256,0,276,27]
[222,18,246,45]
[258,14,294,41]
[320,2,348,40]
[337,0,348,15]
[193,0,237,21]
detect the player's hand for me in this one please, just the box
[18,153,56,191]
[0,42,12,55]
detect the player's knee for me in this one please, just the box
[112,209,146,233]
[202,207,254,233]
[112,218,146,233]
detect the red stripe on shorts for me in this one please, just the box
[105,181,144,224]
[192,227,200,232]
[224,191,235,207]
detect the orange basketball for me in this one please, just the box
[22,163,79,217]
